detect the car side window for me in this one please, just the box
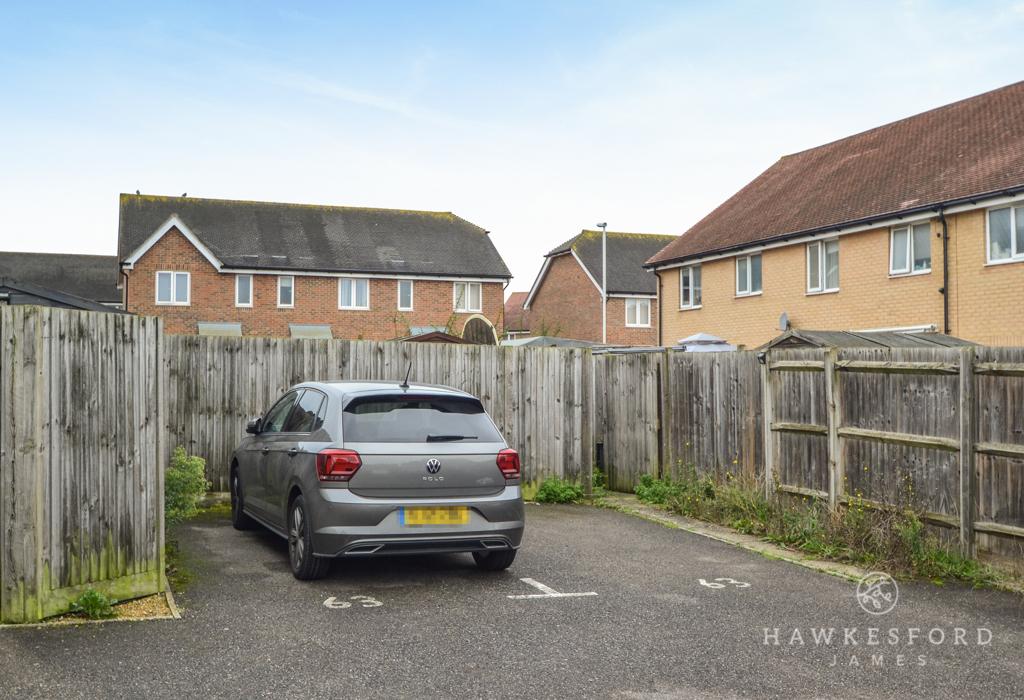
[282,390,326,434]
[262,391,299,434]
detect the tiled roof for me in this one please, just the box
[118,194,511,279]
[0,251,120,303]
[649,81,1024,266]
[548,230,675,294]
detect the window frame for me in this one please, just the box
[807,239,839,294]
[453,281,482,313]
[279,388,328,435]
[679,264,701,310]
[735,254,762,297]
[624,297,652,328]
[889,221,932,276]
[397,279,414,311]
[986,204,1024,265]
[155,271,190,306]
[338,277,370,310]
[277,275,295,308]
[235,273,253,308]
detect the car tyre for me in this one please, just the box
[472,548,517,571]
[230,469,257,531]
[288,495,330,580]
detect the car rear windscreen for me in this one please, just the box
[342,394,504,443]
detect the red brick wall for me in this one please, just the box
[527,253,660,345]
[124,228,505,339]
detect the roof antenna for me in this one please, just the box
[399,362,412,390]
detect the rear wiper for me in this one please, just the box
[426,434,478,442]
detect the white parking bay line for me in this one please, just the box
[507,577,598,600]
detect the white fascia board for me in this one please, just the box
[648,192,1024,272]
[523,255,554,309]
[122,215,223,271]
[221,268,506,283]
[571,249,604,296]
[607,293,657,299]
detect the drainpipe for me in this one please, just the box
[939,210,950,334]
[121,267,130,311]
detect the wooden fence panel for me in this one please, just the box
[0,307,163,623]
[837,347,961,516]
[594,353,661,491]
[164,337,591,489]
[664,351,763,480]
[973,346,1024,557]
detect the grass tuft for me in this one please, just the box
[634,468,999,587]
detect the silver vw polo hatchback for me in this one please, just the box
[229,380,525,579]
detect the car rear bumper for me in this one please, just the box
[309,485,525,558]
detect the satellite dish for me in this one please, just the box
[779,311,790,331]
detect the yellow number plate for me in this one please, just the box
[401,506,470,526]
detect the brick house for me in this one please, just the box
[523,230,675,345]
[647,81,1024,349]
[503,291,530,339]
[117,194,511,340]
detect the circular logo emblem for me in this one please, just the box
[425,458,442,474]
[856,572,899,615]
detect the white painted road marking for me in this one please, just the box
[507,577,598,600]
[323,595,384,609]
[698,577,751,589]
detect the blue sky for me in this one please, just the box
[2,1,1024,290]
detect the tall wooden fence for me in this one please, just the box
[596,346,1024,558]
[0,307,164,623]
[594,351,762,489]
[765,346,1024,557]
[164,336,593,490]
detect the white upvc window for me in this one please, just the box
[735,254,762,296]
[987,205,1024,263]
[155,271,190,305]
[625,297,651,327]
[235,274,253,307]
[454,281,482,312]
[277,275,294,308]
[679,264,701,309]
[807,239,839,293]
[890,222,932,274]
[397,279,414,311]
[339,278,370,310]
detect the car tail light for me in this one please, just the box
[496,448,521,479]
[316,449,362,482]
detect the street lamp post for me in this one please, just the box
[596,222,607,344]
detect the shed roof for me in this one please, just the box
[763,329,977,350]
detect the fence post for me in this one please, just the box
[959,346,976,558]
[761,358,775,499]
[824,348,842,510]
[582,348,594,502]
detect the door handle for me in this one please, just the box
[261,447,270,455]
[287,448,300,457]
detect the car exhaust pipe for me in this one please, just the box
[346,544,384,555]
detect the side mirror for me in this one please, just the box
[245,418,262,435]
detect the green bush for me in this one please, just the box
[70,589,116,619]
[535,477,584,504]
[165,447,210,525]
